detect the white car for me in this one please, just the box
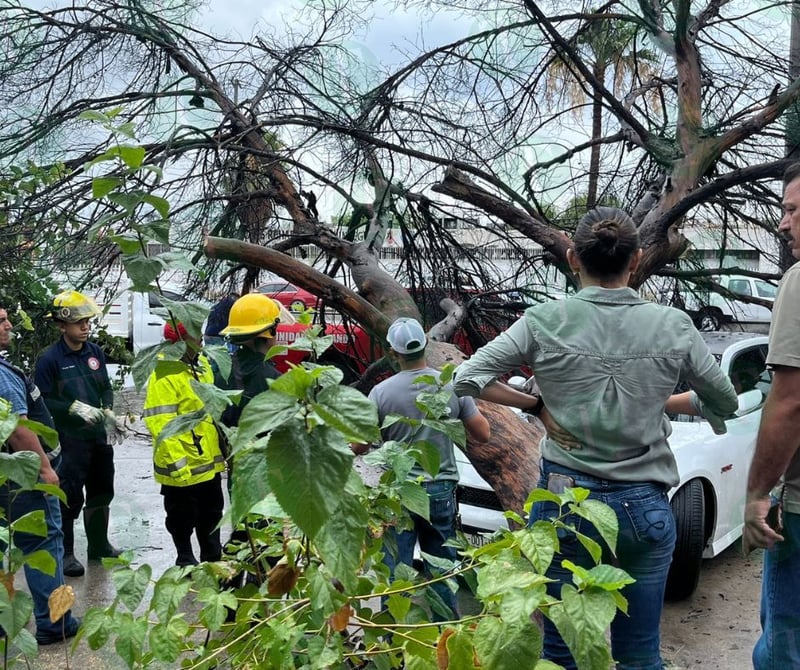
[455,332,770,600]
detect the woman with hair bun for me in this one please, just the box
[454,206,738,669]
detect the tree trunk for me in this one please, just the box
[204,236,542,519]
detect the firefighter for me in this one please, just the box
[216,294,293,587]
[34,290,125,577]
[142,322,226,566]
[217,293,293,427]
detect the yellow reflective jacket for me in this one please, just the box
[142,355,225,487]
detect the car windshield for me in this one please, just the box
[754,280,777,299]
[258,282,296,293]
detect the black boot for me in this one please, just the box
[62,519,85,577]
[198,527,222,563]
[84,505,121,560]
[174,537,198,567]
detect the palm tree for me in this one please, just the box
[545,14,659,208]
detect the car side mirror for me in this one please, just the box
[736,389,763,416]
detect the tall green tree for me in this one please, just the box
[544,12,659,208]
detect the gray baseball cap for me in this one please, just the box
[386,317,427,354]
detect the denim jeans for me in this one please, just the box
[753,510,800,669]
[383,479,459,620]
[531,459,676,670]
[0,456,80,637]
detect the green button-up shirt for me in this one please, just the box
[454,286,738,487]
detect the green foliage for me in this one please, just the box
[0,126,634,668]
[75,333,632,668]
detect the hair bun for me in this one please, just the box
[591,220,620,246]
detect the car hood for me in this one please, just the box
[455,418,715,492]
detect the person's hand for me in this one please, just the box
[688,391,728,435]
[539,407,581,451]
[103,409,128,445]
[68,400,105,425]
[39,462,59,486]
[742,493,784,556]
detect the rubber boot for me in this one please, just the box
[197,527,222,563]
[62,518,85,577]
[84,505,121,560]
[174,537,198,567]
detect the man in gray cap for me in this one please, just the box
[362,317,490,620]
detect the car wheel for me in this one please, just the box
[665,478,705,601]
[695,308,722,332]
[290,298,306,312]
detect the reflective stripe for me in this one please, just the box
[143,404,179,418]
[153,454,225,478]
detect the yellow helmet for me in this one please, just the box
[220,293,295,340]
[49,290,101,323]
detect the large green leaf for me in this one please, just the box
[196,588,238,631]
[0,451,40,489]
[234,391,299,450]
[155,296,209,338]
[123,254,163,291]
[572,498,619,555]
[269,365,321,398]
[266,423,353,539]
[415,387,452,420]
[113,612,148,667]
[92,176,121,199]
[153,409,206,448]
[141,194,170,219]
[190,378,238,423]
[0,585,33,640]
[149,614,190,662]
[409,441,441,478]
[496,585,549,627]
[111,563,153,613]
[10,509,46,537]
[517,522,557,574]
[476,551,550,600]
[108,144,146,169]
[473,617,543,670]
[312,385,380,444]
[19,417,59,452]
[150,570,193,621]
[132,341,184,391]
[314,481,370,592]
[0,398,17,443]
[548,585,617,670]
[229,447,270,525]
[203,344,232,383]
[420,418,466,447]
[398,480,431,520]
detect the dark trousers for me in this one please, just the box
[58,437,115,520]
[161,474,224,561]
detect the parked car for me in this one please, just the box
[256,281,317,312]
[455,332,770,600]
[672,275,776,331]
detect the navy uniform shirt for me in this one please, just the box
[34,337,114,442]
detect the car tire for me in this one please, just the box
[290,298,306,312]
[665,478,705,601]
[695,307,723,332]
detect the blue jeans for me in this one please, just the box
[383,479,459,620]
[753,510,800,669]
[532,459,676,670]
[0,456,80,637]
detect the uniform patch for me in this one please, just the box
[87,357,100,371]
